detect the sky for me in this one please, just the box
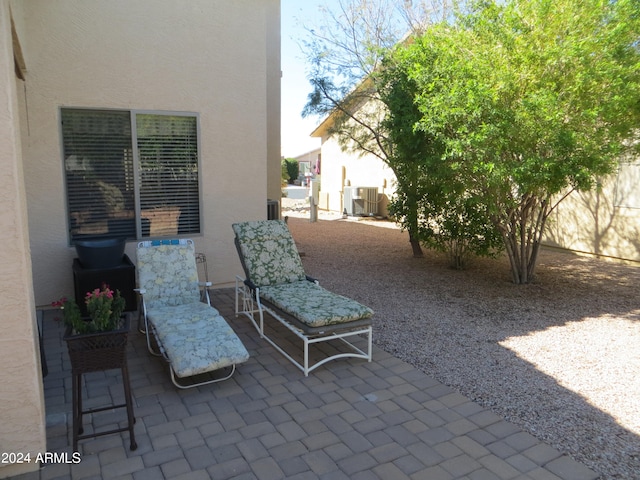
[280,0,340,158]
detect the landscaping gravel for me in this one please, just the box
[283,205,640,480]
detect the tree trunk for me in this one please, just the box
[409,234,424,257]
[404,171,424,258]
[407,195,424,258]
[500,195,550,284]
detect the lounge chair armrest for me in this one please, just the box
[243,278,258,291]
[198,281,212,288]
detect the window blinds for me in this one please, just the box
[136,113,200,238]
[62,109,136,241]
[61,109,200,243]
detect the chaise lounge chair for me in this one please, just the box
[136,239,249,388]
[232,220,373,376]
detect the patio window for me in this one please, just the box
[61,108,201,243]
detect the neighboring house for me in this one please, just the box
[292,147,320,185]
[311,97,640,263]
[0,0,280,476]
[311,119,395,217]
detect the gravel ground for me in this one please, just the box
[283,203,640,480]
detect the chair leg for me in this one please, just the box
[71,373,82,451]
[169,364,236,389]
[120,364,137,451]
[71,366,137,452]
[304,337,310,377]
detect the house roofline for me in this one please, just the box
[310,114,333,138]
[309,76,375,139]
[308,31,417,140]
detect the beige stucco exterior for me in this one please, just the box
[312,132,395,216]
[0,2,46,477]
[545,169,640,263]
[18,0,280,304]
[1,0,280,476]
[311,89,395,217]
[266,2,282,206]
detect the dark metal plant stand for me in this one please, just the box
[64,315,137,452]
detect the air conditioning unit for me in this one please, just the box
[267,199,279,220]
[343,187,378,216]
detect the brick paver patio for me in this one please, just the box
[12,289,599,480]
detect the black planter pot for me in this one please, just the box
[74,238,126,269]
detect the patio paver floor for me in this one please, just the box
[12,289,599,480]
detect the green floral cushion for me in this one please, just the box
[137,240,200,309]
[232,220,306,287]
[148,302,250,377]
[260,280,373,328]
[137,239,250,378]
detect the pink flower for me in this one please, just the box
[51,283,124,334]
[51,297,68,308]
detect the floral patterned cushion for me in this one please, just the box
[137,240,201,309]
[148,302,250,378]
[232,220,306,287]
[260,280,373,328]
[137,239,249,378]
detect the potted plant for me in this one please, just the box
[54,284,126,334]
[53,284,136,452]
[53,284,129,372]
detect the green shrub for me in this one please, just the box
[282,158,299,184]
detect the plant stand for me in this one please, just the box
[64,315,137,452]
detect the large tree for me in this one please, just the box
[400,0,640,283]
[378,50,504,268]
[302,0,456,257]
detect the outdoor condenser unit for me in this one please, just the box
[343,186,378,216]
[267,199,279,220]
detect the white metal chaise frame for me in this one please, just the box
[234,276,373,376]
[232,220,373,376]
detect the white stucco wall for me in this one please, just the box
[18,0,280,305]
[316,135,395,215]
[0,1,46,477]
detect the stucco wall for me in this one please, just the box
[19,0,279,305]
[544,171,640,262]
[266,0,282,210]
[0,1,46,477]
[316,135,395,215]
